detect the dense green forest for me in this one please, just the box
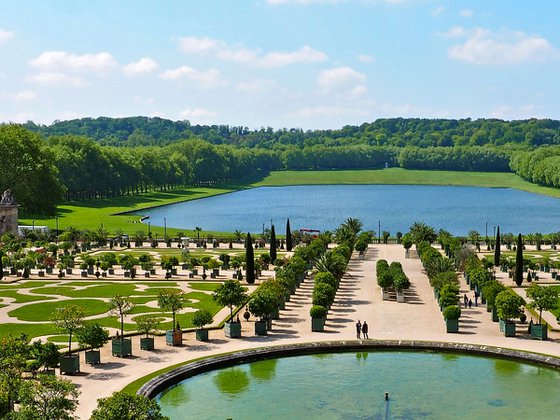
[2,117,560,215]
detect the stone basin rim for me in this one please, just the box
[138,339,560,399]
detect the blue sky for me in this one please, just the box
[1,0,559,129]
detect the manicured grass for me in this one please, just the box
[0,281,58,289]
[0,323,57,338]
[189,282,221,292]
[0,290,56,303]
[8,298,109,322]
[30,283,180,298]
[21,186,238,234]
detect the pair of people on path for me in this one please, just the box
[463,294,473,309]
[356,320,369,339]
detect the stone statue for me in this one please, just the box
[0,189,16,206]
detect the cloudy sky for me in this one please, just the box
[0,0,559,129]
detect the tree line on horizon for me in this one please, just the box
[3,116,560,215]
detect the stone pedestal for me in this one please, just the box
[0,189,18,236]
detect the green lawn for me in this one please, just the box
[0,290,56,303]
[8,298,110,322]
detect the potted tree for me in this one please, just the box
[158,289,187,346]
[76,322,110,364]
[108,295,133,357]
[443,305,461,333]
[482,281,506,320]
[247,289,278,335]
[135,315,161,350]
[212,280,247,338]
[52,304,85,374]
[192,309,214,341]
[310,305,327,332]
[495,290,525,337]
[393,272,410,303]
[526,284,558,340]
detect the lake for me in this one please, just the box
[137,185,560,235]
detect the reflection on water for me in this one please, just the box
[212,368,250,396]
[249,359,277,382]
[157,351,560,419]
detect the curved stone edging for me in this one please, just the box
[137,339,560,398]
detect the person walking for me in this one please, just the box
[474,291,479,307]
[463,294,468,308]
[362,321,369,339]
[356,320,362,339]
[468,298,473,309]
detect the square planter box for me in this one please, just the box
[311,317,326,332]
[140,337,155,350]
[80,271,88,277]
[531,324,548,340]
[196,329,209,341]
[396,292,405,303]
[213,268,219,276]
[60,354,80,374]
[144,272,150,278]
[112,338,132,357]
[445,319,459,333]
[492,307,499,322]
[224,321,242,338]
[171,268,177,275]
[504,322,516,337]
[166,330,182,346]
[255,320,268,335]
[85,350,100,365]
[66,268,73,274]
[108,268,115,275]
[499,319,506,332]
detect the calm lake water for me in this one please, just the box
[138,185,560,235]
[156,351,560,419]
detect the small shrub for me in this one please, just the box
[443,305,461,320]
[310,305,327,318]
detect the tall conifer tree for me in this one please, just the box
[270,224,277,261]
[515,233,523,287]
[494,226,501,266]
[286,218,293,252]
[246,232,255,284]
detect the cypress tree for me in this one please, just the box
[494,226,501,267]
[270,224,277,262]
[0,253,3,280]
[245,232,255,284]
[286,218,293,252]
[515,233,523,287]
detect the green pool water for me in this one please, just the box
[156,351,560,419]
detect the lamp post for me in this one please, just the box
[147,222,151,237]
[164,217,167,238]
[378,220,381,244]
[485,221,488,244]
[32,219,35,231]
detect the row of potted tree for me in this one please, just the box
[376,259,411,302]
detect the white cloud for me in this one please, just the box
[460,9,473,18]
[123,57,159,75]
[447,28,556,65]
[317,66,366,89]
[14,90,37,102]
[491,104,537,119]
[26,72,88,87]
[179,108,217,122]
[441,26,467,38]
[260,46,327,67]
[29,51,117,72]
[431,6,444,17]
[0,29,14,44]
[295,105,369,118]
[179,36,327,67]
[160,66,223,86]
[179,36,222,54]
[357,54,375,63]
[350,85,368,97]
